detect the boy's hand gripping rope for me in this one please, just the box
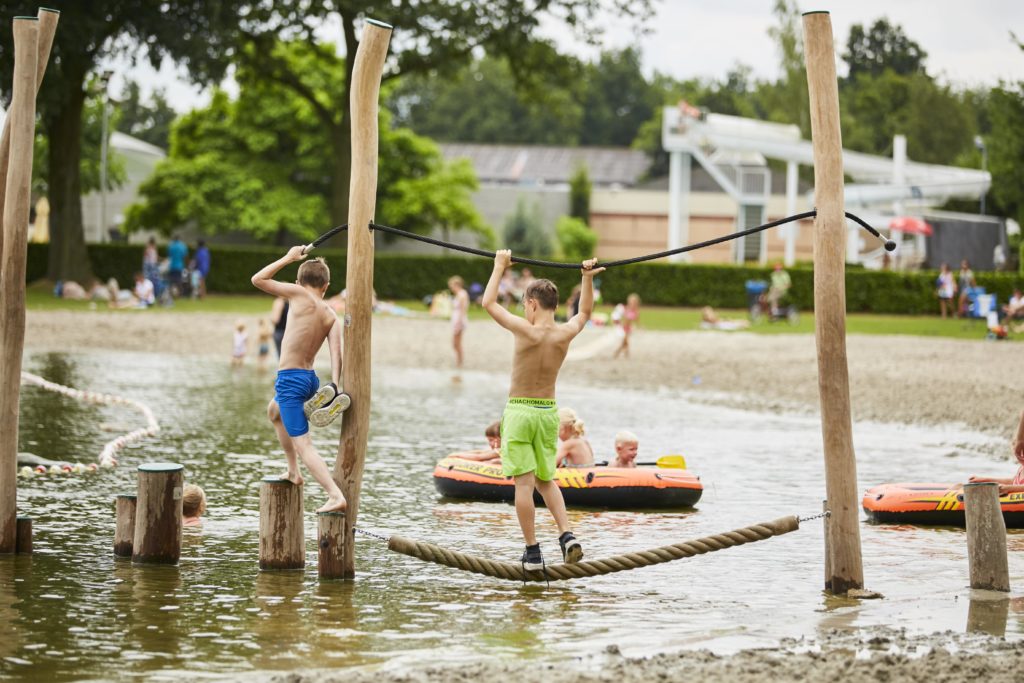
[300,210,895,268]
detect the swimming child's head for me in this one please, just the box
[614,430,639,464]
[524,279,558,321]
[297,257,330,293]
[485,420,501,449]
[448,275,464,292]
[558,407,586,440]
[182,484,207,518]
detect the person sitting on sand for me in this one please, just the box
[251,247,351,513]
[449,421,502,463]
[700,306,750,331]
[108,272,156,309]
[612,431,639,468]
[556,408,594,467]
[968,409,1024,495]
[182,484,207,526]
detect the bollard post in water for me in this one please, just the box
[318,511,346,579]
[15,517,31,554]
[132,463,183,565]
[114,494,137,557]
[964,482,1010,592]
[259,477,304,570]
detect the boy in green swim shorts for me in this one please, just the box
[482,249,604,572]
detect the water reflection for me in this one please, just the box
[966,591,1010,636]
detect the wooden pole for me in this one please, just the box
[0,17,39,555]
[317,511,346,579]
[964,482,1010,592]
[802,10,864,594]
[15,517,31,554]
[0,8,58,261]
[114,494,137,557]
[822,498,832,592]
[333,19,392,579]
[132,463,184,565]
[259,477,304,570]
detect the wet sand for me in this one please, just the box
[25,309,1024,442]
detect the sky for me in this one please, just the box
[108,0,1024,114]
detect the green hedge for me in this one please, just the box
[26,242,1023,315]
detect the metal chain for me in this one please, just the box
[798,510,831,523]
[353,526,391,543]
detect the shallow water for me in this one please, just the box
[3,350,1023,681]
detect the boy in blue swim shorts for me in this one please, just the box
[252,246,349,513]
[482,249,604,571]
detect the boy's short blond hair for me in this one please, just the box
[298,257,330,289]
[614,430,639,445]
[525,279,559,310]
[182,484,207,517]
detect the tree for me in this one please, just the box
[569,165,591,224]
[503,199,551,257]
[236,1,653,227]
[116,81,177,149]
[986,84,1024,229]
[125,42,489,245]
[0,1,246,283]
[578,47,659,146]
[843,18,928,80]
[555,215,595,262]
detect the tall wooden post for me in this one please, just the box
[0,17,40,555]
[802,11,864,593]
[333,19,392,579]
[964,482,1010,592]
[259,478,305,570]
[317,511,346,579]
[0,8,58,261]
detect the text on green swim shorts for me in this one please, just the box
[500,398,559,481]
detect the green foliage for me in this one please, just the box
[503,199,552,258]
[843,18,928,80]
[569,166,591,224]
[26,243,1023,313]
[987,84,1024,230]
[116,81,177,149]
[578,47,660,146]
[555,216,596,263]
[126,42,489,244]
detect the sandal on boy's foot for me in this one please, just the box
[304,383,338,418]
[309,392,352,428]
[559,531,584,564]
[521,543,545,573]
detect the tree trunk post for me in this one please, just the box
[0,8,58,260]
[964,482,1010,592]
[0,17,40,555]
[259,478,304,570]
[317,511,346,579]
[114,493,137,557]
[132,463,183,565]
[15,517,31,554]
[802,10,864,594]
[333,19,392,579]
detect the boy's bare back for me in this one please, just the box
[278,292,336,371]
[507,321,578,398]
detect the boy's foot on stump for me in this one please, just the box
[279,471,304,486]
[317,494,347,513]
[521,543,545,572]
[559,531,583,563]
[309,392,352,428]
[304,383,339,418]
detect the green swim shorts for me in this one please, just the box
[500,398,559,481]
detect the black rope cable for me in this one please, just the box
[303,210,896,267]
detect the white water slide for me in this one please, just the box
[661,105,991,265]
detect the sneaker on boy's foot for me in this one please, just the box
[559,531,583,563]
[309,392,352,428]
[304,383,338,418]
[521,543,544,572]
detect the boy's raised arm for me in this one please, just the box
[251,246,308,297]
[566,258,605,334]
[482,250,528,332]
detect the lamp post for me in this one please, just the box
[974,135,987,215]
[98,70,114,241]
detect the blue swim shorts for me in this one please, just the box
[274,369,319,437]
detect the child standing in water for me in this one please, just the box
[231,321,248,366]
[251,247,350,513]
[482,249,603,571]
[256,318,273,371]
[448,275,469,368]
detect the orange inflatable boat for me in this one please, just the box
[862,482,1024,528]
[433,456,703,509]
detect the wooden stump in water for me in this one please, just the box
[15,517,31,554]
[964,482,1010,592]
[318,511,346,579]
[132,463,183,565]
[114,494,137,557]
[259,477,304,570]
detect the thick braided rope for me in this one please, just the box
[20,371,160,469]
[388,515,799,582]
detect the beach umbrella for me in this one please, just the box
[889,216,933,236]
